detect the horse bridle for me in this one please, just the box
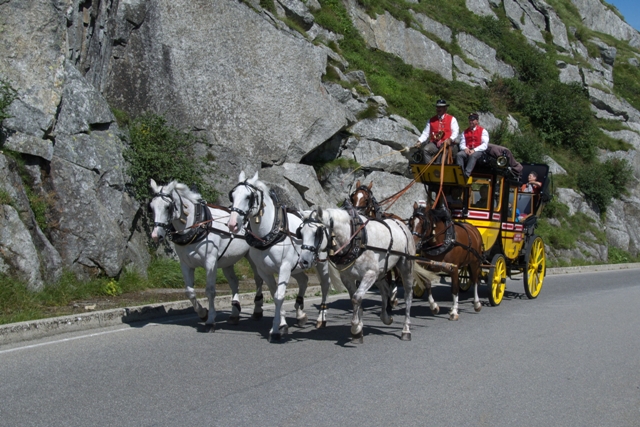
[295,217,328,257]
[150,188,179,231]
[351,186,378,216]
[228,181,264,217]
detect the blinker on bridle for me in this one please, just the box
[228,181,264,221]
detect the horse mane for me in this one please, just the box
[173,182,203,205]
[431,206,451,222]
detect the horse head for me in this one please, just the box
[149,179,179,243]
[350,180,376,216]
[297,210,329,270]
[408,200,432,248]
[227,170,263,233]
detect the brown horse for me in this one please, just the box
[349,180,403,221]
[408,200,484,320]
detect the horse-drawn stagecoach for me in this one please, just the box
[149,143,552,341]
[409,147,552,306]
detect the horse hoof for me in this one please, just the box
[392,298,399,309]
[382,316,393,326]
[474,303,482,313]
[449,313,459,321]
[199,309,209,322]
[316,320,327,329]
[231,300,242,313]
[351,332,364,344]
[270,333,281,342]
[431,306,440,315]
[401,332,411,341]
[228,316,239,325]
[297,314,308,327]
[279,325,289,335]
[204,323,215,333]
[252,312,263,321]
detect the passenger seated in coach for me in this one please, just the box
[471,185,489,209]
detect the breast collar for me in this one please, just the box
[329,201,368,266]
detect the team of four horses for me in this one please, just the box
[150,169,483,343]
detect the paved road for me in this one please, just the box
[1,268,639,427]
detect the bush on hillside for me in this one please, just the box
[124,112,217,202]
[577,158,633,214]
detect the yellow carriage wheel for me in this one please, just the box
[458,266,472,292]
[488,254,507,306]
[524,235,546,299]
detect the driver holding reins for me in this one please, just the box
[414,99,460,164]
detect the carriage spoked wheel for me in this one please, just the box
[488,254,507,306]
[523,235,546,299]
[458,266,472,292]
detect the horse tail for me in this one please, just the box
[327,262,347,293]
[413,262,438,288]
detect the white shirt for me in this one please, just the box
[459,126,489,152]
[417,115,460,144]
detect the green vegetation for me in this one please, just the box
[124,112,218,202]
[0,257,256,325]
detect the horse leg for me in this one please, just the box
[377,278,394,326]
[449,268,460,321]
[425,276,439,315]
[269,263,293,342]
[388,269,399,308]
[181,264,208,322]
[398,261,414,341]
[221,266,241,325]
[314,261,332,328]
[246,255,264,320]
[471,263,482,313]
[291,271,309,327]
[203,260,220,332]
[351,271,378,342]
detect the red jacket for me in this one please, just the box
[463,126,485,149]
[428,114,454,147]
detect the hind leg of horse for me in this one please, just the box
[221,266,242,325]
[449,268,460,321]
[291,271,309,327]
[246,255,264,320]
[471,263,482,313]
[314,261,332,328]
[203,262,220,331]
[377,278,394,326]
[181,264,208,322]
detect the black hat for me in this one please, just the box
[435,99,449,107]
[468,112,479,121]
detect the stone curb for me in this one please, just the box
[2,263,640,345]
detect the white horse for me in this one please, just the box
[227,171,333,342]
[297,207,415,343]
[150,179,266,332]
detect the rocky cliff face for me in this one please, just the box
[2,0,640,287]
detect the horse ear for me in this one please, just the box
[165,181,176,192]
[413,201,418,210]
[150,179,159,193]
[367,181,373,190]
[355,180,361,188]
[316,207,323,220]
[238,171,246,182]
[249,171,259,184]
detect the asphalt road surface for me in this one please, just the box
[1,268,639,427]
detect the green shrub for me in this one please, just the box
[124,112,217,202]
[577,158,633,214]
